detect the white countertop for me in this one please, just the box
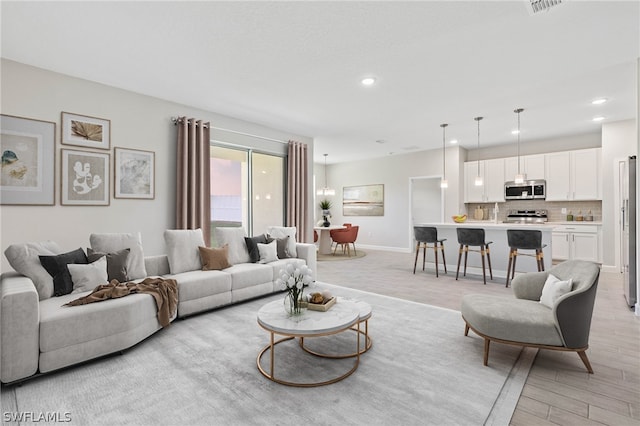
[419,221,557,230]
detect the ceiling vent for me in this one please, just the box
[525,0,563,15]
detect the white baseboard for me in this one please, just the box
[357,244,412,253]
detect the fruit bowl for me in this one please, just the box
[452,214,467,223]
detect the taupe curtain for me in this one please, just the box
[287,140,309,242]
[176,116,211,245]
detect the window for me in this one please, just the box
[210,145,284,245]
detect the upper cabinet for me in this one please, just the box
[464,158,505,203]
[545,148,601,201]
[504,154,545,181]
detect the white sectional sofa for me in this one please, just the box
[0,227,316,384]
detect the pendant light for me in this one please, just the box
[440,123,448,188]
[474,117,484,186]
[316,153,335,196]
[514,108,526,184]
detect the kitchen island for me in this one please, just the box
[415,221,555,282]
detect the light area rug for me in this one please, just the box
[1,283,534,426]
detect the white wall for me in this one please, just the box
[0,60,314,272]
[601,120,637,270]
[315,146,465,251]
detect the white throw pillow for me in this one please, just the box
[540,274,573,309]
[164,229,205,274]
[4,241,63,300]
[90,233,147,279]
[68,256,108,294]
[267,226,297,258]
[257,240,279,264]
[214,227,250,265]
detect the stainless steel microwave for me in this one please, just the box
[504,180,546,200]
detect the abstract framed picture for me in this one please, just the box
[0,114,55,205]
[61,149,110,206]
[343,184,384,216]
[61,112,110,150]
[114,147,155,199]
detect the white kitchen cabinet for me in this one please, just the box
[545,148,601,201]
[464,158,505,203]
[505,154,546,181]
[551,225,600,262]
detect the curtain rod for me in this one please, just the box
[171,116,288,144]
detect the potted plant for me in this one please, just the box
[319,199,332,227]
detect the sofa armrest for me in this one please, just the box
[295,243,317,281]
[1,272,40,383]
[144,255,170,277]
[511,270,549,301]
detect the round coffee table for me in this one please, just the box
[256,298,360,387]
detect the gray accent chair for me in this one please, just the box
[413,226,447,277]
[460,260,600,373]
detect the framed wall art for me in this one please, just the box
[343,184,384,216]
[61,112,110,150]
[0,114,55,205]
[61,149,110,206]
[114,147,155,199]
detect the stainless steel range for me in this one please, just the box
[504,209,548,224]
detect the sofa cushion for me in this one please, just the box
[39,248,88,297]
[164,229,205,274]
[267,226,297,258]
[90,233,147,279]
[68,256,108,293]
[39,290,161,354]
[87,248,130,282]
[168,270,232,303]
[461,294,563,346]
[224,263,273,291]
[258,240,278,264]
[4,241,63,300]
[214,227,250,265]
[244,234,268,263]
[198,245,231,271]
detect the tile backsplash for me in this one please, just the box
[466,200,602,222]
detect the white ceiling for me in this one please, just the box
[2,1,638,164]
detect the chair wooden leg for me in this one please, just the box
[352,243,357,256]
[464,323,469,336]
[463,246,469,277]
[511,251,517,280]
[422,244,426,271]
[440,242,447,274]
[456,244,463,280]
[480,247,487,285]
[506,249,514,287]
[483,338,490,366]
[413,242,420,274]
[486,245,493,279]
[433,245,439,277]
[577,350,594,374]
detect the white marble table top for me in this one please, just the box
[257,299,359,336]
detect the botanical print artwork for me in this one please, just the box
[71,120,102,141]
[1,132,41,189]
[119,151,150,195]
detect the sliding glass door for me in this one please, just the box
[210,145,284,245]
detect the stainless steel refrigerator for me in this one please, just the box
[621,156,636,308]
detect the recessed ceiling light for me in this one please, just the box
[592,116,605,122]
[591,98,608,105]
[361,77,376,86]
[511,130,520,135]
[449,139,458,144]
[375,139,386,144]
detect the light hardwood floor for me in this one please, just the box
[316,249,640,426]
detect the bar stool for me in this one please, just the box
[505,229,546,288]
[413,226,447,277]
[455,228,493,285]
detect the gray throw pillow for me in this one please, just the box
[244,234,268,263]
[4,241,64,300]
[266,236,291,259]
[266,226,297,258]
[87,247,130,282]
[90,233,147,279]
[39,248,88,297]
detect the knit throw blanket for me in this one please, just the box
[65,278,179,327]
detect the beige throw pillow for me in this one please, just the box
[199,245,231,271]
